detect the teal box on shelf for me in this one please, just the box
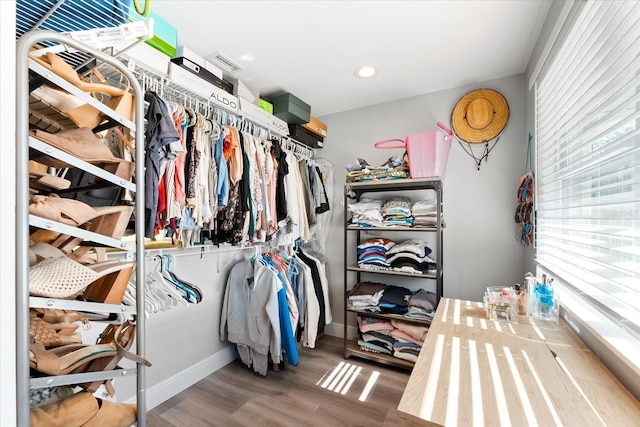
[128,1,178,57]
[272,93,311,124]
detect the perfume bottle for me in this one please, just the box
[524,272,536,316]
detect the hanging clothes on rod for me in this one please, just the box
[220,245,332,374]
[136,67,333,251]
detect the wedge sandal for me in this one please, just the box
[29,193,133,240]
[29,256,134,299]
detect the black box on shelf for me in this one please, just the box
[288,124,323,149]
[171,57,234,94]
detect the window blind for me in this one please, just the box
[535,0,640,338]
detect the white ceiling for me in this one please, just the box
[151,0,552,117]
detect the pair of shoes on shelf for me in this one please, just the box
[29,51,135,130]
[29,52,127,97]
[29,321,151,382]
[31,127,134,175]
[31,84,135,131]
[79,321,152,396]
[29,193,133,240]
[30,310,83,348]
[28,190,134,266]
[29,391,137,427]
[28,244,133,301]
[29,160,71,192]
[39,56,134,128]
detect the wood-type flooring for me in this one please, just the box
[146,336,411,426]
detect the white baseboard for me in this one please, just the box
[131,325,360,409]
[138,346,236,409]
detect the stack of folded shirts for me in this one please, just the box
[357,238,396,269]
[357,315,396,354]
[392,340,422,363]
[391,319,429,362]
[386,239,437,274]
[348,197,384,227]
[411,199,438,227]
[356,315,430,363]
[381,197,413,226]
[404,289,438,321]
[379,286,412,315]
[360,330,395,355]
[347,281,388,312]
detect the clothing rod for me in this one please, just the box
[144,242,270,259]
[133,68,316,159]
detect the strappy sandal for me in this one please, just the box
[80,321,151,395]
[29,256,134,299]
[29,194,133,240]
[28,52,127,97]
[32,307,91,330]
[30,311,83,348]
[29,342,118,376]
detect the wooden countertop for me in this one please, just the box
[397,298,640,427]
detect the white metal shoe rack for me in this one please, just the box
[15,29,147,427]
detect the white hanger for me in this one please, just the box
[148,255,189,308]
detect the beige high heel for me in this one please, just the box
[80,321,152,395]
[29,52,127,98]
[29,194,133,240]
[29,256,134,299]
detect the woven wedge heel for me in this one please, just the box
[29,256,134,299]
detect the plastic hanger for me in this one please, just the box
[149,255,188,307]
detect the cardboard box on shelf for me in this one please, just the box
[229,78,260,105]
[302,115,327,137]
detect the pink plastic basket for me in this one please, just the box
[374,122,453,178]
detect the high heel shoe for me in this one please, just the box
[32,127,133,167]
[82,263,133,304]
[29,193,133,240]
[80,321,151,395]
[29,342,118,376]
[29,256,134,299]
[31,78,135,131]
[29,52,127,98]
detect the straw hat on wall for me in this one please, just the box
[451,89,509,144]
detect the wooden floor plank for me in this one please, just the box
[147,336,410,426]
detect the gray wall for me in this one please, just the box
[124,73,532,406]
[320,73,529,333]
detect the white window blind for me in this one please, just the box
[536,0,640,338]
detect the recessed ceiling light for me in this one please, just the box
[355,65,376,78]
[239,54,255,61]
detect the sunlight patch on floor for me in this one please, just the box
[317,361,378,400]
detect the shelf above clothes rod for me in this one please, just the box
[126,62,317,159]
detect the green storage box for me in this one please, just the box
[258,98,273,114]
[128,1,178,58]
[272,93,310,124]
